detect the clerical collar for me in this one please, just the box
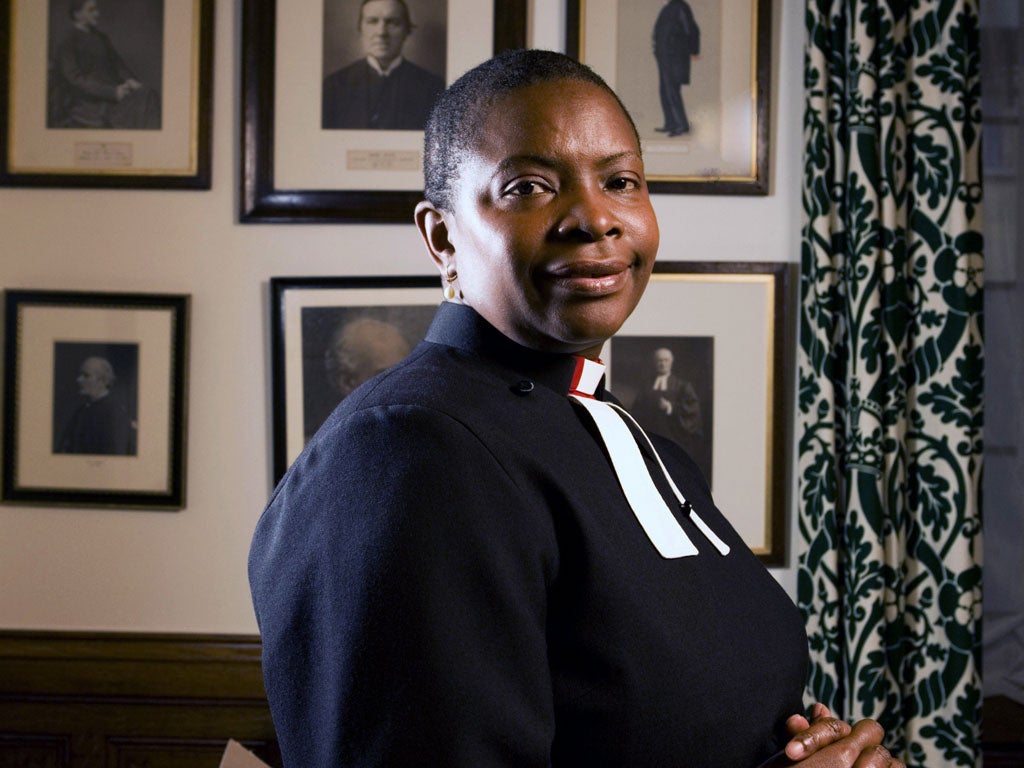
[423,303,607,399]
[367,55,404,77]
[568,357,605,399]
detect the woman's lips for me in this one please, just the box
[547,260,632,295]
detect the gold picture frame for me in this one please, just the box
[1,0,214,188]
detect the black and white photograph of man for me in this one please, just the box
[611,0,722,153]
[321,0,446,131]
[46,0,163,130]
[52,342,138,456]
[653,0,700,136]
[611,336,714,483]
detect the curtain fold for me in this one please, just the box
[798,1,983,766]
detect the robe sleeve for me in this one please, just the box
[249,404,557,767]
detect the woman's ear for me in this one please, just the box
[414,200,455,271]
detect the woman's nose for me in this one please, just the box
[553,187,623,241]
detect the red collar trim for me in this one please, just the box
[568,356,605,399]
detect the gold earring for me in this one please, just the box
[443,270,457,301]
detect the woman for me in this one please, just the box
[250,50,903,768]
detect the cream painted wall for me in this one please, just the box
[0,0,803,633]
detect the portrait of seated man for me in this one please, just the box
[47,0,162,130]
[55,355,136,456]
[321,0,446,130]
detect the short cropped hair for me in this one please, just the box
[422,49,640,210]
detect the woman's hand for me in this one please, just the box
[782,703,906,767]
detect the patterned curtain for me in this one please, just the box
[798,2,983,767]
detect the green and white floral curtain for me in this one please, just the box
[798,2,983,766]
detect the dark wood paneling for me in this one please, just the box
[9,633,1019,767]
[0,632,280,768]
[0,734,70,768]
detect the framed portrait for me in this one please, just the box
[567,0,771,195]
[270,276,439,482]
[607,261,790,563]
[2,290,190,508]
[241,0,528,223]
[0,0,214,189]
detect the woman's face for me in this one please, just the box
[426,79,659,359]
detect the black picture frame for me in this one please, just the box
[241,0,528,223]
[614,261,791,563]
[269,276,439,483]
[0,0,214,189]
[2,290,190,509]
[566,0,771,195]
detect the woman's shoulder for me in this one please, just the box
[298,344,489,452]
[335,342,502,414]
[267,345,531,515]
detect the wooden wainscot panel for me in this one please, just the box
[0,631,281,768]
[0,734,71,768]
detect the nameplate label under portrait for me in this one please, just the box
[74,143,134,168]
[346,149,421,172]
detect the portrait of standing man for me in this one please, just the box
[652,0,699,136]
[321,0,446,131]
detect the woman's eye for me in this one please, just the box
[504,180,549,196]
[607,176,641,191]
